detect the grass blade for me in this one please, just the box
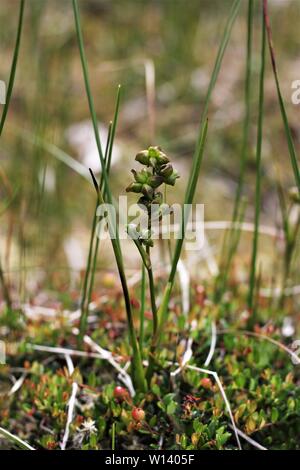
[0,0,25,309]
[139,263,146,356]
[89,169,147,391]
[153,0,242,349]
[0,0,25,136]
[154,120,208,345]
[233,0,253,218]
[87,86,122,294]
[247,7,266,315]
[79,86,122,340]
[0,426,35,450]
[214,0,253,300]
[72,0,112,202]
[105,85,122,188]
[0,258,11,310]
[263,0,300,192]
[78,122,112,342]
[200,0,241,124]
[169,0,242,289]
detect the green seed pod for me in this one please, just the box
[148,146,160,159]
[135,150,150,165]
[164,169,179,186]
[126,182,143,193]
[159,163,173,178]
[132,168,152,184]
[156,153,169,166]
[135,146,170,169]
[148,146,169,169]
[148,175,164,189]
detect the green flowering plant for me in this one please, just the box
[126,146,179,383]
[126,145,179,241]
[126,146,179,194]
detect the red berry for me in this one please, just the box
[113,386,128,401]
[131,407,145,422]
[200,378,212,389]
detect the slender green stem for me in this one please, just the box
[78,124,112,344]
[106,87,122,187]
[0,0,25,136]
[139,263,146,357]
[164,184,173,263]
[0,426,35,451]
[131,227,157,384]
[146,205,157,335]
[85,86,122,320]
[145,257,158,385]
[111,422,116,450]
[78,203,98,342]
[86,123,112,296]
[132,239,151,270]
[146,120,208,384]
[214,0,253,301]
[277,184,300,309]
[200,0,242,126]
[263,0,300,193]
[0,258,11,310]
[89,169,147,392]
[0,0,25,309]
[147,267,157,333]
[72,0,113,206]
[233,0,253,220]
[248,8,266,314]
[167,120,208,290]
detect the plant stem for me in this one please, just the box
[0,426,35,451]
[0,258,11,310]
[145,262,157,385]
[78,124,112,344]
[72,0,113,205]
[146,205,157,335]
[279,210,300,309]
[111,422,116,450]
[139,263,146,357]
[145,120,208,384]
[0,0,25,137]
[247,7,266,316]
[89,169,147,392]
[214,0,253,301]
[232,0,253,220]
[84,85,121,324]
[163,184,173,263]
[0,0,25,310]
[147,267,157,333]
[263,0,300,193]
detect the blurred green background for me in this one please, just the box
[1,0,300,299]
